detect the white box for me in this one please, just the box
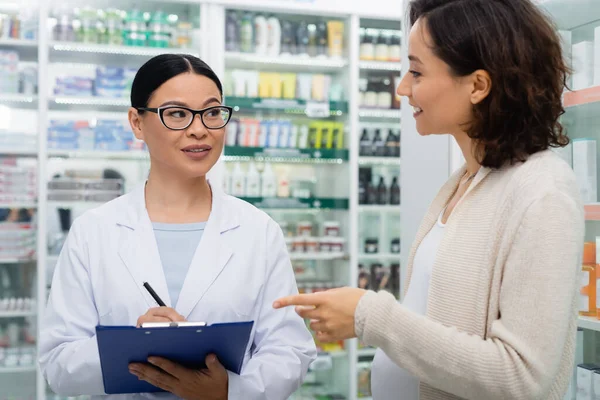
[593,371,600,399]
[595,27,600,86]
[573,139,598,203]
[578,364,599,400]
[573,41,594,90]
[553,142,573,168]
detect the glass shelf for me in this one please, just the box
[359,61,402,71]
[358,108,401,119]
[48,150,148,160]
[50,41,197,57]
[223,146,349,163]
[239,197,349,210]
[358,156,401,166]
[226,97,348,116]
[358,205,400,212]
[225,52,348,73]
[49,96,130,110]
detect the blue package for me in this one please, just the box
[96,67,125,79]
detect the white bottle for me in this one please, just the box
[222,165,232,194]
[298,125,310,149]
[246,162,261,197]
[261,163,278,198]
[288,124,299,148]
[277,171,290,198]
[254,15,269,55]
[267,16,281,56]
[230,162,247,197]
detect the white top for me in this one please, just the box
[370,210,446,400]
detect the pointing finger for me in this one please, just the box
[273,293,325,309]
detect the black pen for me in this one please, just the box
[143,282,166,307]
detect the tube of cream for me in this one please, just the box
[327,21,344,58]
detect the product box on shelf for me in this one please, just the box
[573,138,597,204]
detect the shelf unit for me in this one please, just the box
[0,1,404,399]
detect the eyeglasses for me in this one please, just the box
[135,105,233,130]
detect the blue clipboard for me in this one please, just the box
[96,321,253,394]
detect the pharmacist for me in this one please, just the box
[274,0,584,399]
[39,54,316,400]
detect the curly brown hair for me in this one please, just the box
[408,0,570,169]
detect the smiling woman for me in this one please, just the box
[273,1,584,400]
[38,54,317,400]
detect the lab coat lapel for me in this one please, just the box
[116,184,172,308]
[176,184,238,318]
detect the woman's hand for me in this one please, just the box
[129,354,228,400]
[273,287,367,343]
[136,307,185,327]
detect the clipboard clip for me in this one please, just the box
[140,322,208,328]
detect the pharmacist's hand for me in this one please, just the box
[273,287,367,343]
[136,307,185,327]
[129,354,228,400]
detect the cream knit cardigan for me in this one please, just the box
[355,150,585,400]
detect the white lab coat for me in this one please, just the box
[39,182,317,400]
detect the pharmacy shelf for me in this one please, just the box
[47,201,113,209]
[223,146,349,163]
[563,85,600,123]
[0,38,38,48]
[48,150,148,160]
[357,348,377,357]
[225,52,348,72]
[578,316,600,332]
[50,42,196,57]
[358,253,401,260]
[239,197,349,210]
[0,149,38,157]
[359,60,402,71]
[0,258,36,265]
[290,252,347,261]
[359,108,401,119]
[0,38,38,59]
[49,96,130,110]
[226,97,348,116]
[0,203,37,209]
[358,205,400,212]
[0,310,36,318]
[358,156,401,166]
[0,366,37,374]
[0,94,38,109]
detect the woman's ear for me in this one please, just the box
[470,69,492,105]
[128,107,145,141]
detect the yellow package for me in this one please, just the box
[320,122,334,149]
[259,72,271,98]
[308,122,322,149]
[311,74,325,101]
[270,73,283,99]
[332,122,345,149]
[281,73,297,99]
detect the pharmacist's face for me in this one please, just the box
[396,19,474,136]
[131,73,225,178]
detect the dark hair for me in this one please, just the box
[408,0,570,169]
[131,54,223,111]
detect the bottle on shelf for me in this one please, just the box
[316,21,328,57]
[377,177,388,205]
[390,177,400,205]
[367,179,378,205]
[359,128,372,157]
[280,20,295,55]
[375,30,389,61]
[246,162,261,197]
[261,162,278,198]
[307,23,318,57]
[296,20,309,56]
[267,16,281,56]
[277,170,290,198]
[225,11,240,52]
[240,12,254,53]
[230,162,246,197]
[373,129,386,157]
[254,14,268,55]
